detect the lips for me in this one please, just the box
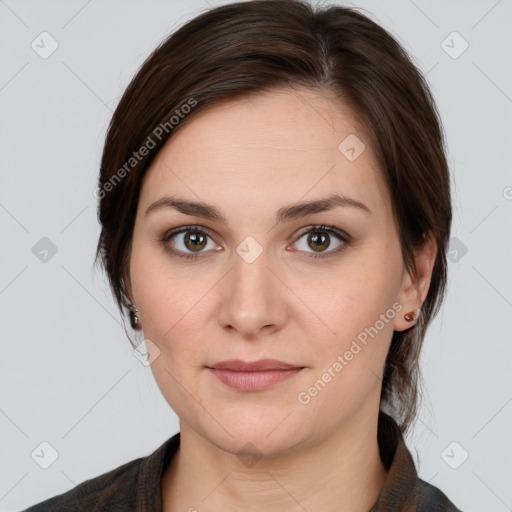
[206,359,305,391]
[207,358,303,371]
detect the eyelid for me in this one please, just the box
[294,224,350,241]
[161,224,216,242]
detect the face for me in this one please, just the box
[128,87,424,457]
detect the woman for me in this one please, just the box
[24,0,461,510]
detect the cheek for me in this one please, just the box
[130,237,194,331]
[292,253,402,400]
[300,258,399,341]
[130,247,216,371]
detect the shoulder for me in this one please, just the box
[22,433,180,512]
[374,412,462,511]
[415,477,462,512]
[22,455,144,511]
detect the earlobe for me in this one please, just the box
[395,305,422,332]
[129,303,142,330]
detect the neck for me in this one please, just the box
[162,408,388,512]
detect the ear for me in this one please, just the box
[394,233,437,332]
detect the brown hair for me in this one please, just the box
[94,0,452,434]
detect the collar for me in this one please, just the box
[369,411,421,511]
[135,432,180,511]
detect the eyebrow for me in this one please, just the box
[144,193,371,224]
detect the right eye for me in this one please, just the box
[160,225,220,260]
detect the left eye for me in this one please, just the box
[292,225,348,257]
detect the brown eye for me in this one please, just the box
[307,231,330,252]
[292,225,349,258]
[183,231,208,251]
[162,226,217,259]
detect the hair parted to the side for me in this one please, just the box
[94,0,452,435]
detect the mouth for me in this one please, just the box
[206,359,305,391]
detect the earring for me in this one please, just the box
[404,309,420,323]
[128,303,142,330]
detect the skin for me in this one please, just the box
[126,86,437,512]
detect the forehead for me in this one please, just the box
[139,87,390,221]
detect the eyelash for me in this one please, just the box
[159,224,350,261]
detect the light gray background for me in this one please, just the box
[1,0,511,511]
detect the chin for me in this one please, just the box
[192,412,313,460]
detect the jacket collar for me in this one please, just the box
[369,411,419,511]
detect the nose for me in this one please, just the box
[217,243,289,339]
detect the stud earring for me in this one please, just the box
[404,309,420,323]
[128,303,142,330]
